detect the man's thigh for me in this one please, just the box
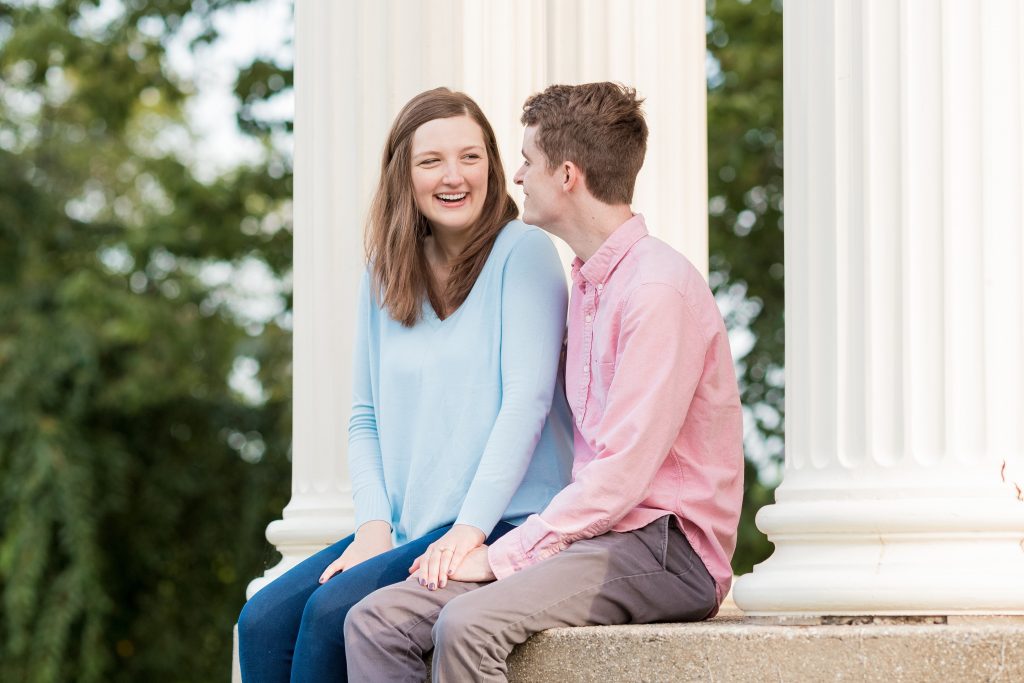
[441,516,717,638]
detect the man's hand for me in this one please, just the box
[319,520,393,584]
[446,545,496,583]
[408,524,485,590]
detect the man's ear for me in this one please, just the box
[562,161,582,193]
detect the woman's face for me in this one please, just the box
[409,115,489,238]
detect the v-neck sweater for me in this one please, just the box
[348,221,574,545]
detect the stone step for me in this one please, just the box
[235,613,1024,682]
[497,613,1024,683]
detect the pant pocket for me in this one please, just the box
[663,521,697,577]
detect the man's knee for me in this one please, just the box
[431,597,484,651]
[344,588,402,645]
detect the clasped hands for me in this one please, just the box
[408,524,496,590]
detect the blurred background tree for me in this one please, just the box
[0,0,781,680]
[0,1,293,680]
[706,0,783,574]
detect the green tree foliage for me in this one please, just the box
[0,1,293,680]
[706,0,784,574]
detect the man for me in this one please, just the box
[345,82,744,682]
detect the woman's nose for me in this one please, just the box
[442,162,463,185]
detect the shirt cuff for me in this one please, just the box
[488,514,555,579]
[487,526,531,580]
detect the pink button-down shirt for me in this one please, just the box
[488,214,744,609]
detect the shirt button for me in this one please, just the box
[585,314,593,323]
[583,365,589,374]
[597,284,604,292]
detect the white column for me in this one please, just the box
[246,0,364,597]
[734,0,1024,616]
[249,0,708,597]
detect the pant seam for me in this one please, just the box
[660,517,668,568]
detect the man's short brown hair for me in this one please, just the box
[520,82,647,205]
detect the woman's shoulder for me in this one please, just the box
[493,220,558,262]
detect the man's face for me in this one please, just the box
[513,125,563,229]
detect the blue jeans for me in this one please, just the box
[237,521,515,683]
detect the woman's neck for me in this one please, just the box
[427,226,469,266]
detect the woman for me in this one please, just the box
[237,88,573,682]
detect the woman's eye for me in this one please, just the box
[463,154,481,161]
[419,159,439,166]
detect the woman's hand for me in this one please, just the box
[319,520,393,584]
[408,524,486,590]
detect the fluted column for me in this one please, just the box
[734,0,1024,615]
[248,0,707,597]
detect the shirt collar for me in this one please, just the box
[571,214,649,287]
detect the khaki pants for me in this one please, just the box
[344,516,717,682]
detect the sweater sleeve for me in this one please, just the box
[347,271,393,530]
[454,230,568,535]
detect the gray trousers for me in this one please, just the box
[344,515,717,682]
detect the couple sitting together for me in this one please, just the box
[238,82,743,682]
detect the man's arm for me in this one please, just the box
[487,283,710,579]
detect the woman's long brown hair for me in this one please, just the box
[365,88,518,326]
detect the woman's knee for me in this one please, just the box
[237,589,276,642]
[297,584,350,635]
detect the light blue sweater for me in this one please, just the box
[347,221,574,545]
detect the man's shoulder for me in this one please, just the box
[622,235,706,299]
[611,237,724,342]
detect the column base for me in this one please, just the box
[734,496,1024,616]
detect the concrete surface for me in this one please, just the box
[499,614,1024,682]
[235,610,1024,682]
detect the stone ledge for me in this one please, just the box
[498,615,1024,682]
[235,614,1024,682]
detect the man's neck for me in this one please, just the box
[556,203,634,262]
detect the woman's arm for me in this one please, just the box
[347,272,392,529]
[456,230,568,530]
[413,230,568,589]
[329,272,393,577]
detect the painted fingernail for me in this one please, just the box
[447,569,454,576]
[428,582,436,591]
[419,578,425,586]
